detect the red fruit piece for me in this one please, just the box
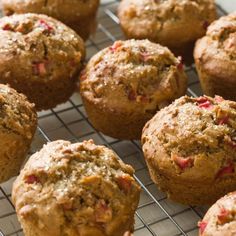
[216,161,234,179]
[95,200,112,223]
[25,175,39,184]
[203,21,209,30]
[2,23,13,31]
[172,154,194,170]
[217,207,231,225]
[177,56,183,70]
[196,97,213,110]
[117,175,132,194]
[38,19,53,33]
[217,115,229,125]
[215,95,224,103]
[198,221,207,234]
[109,41,122,53]
[32,61,47,76]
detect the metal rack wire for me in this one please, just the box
[0,1,228,236]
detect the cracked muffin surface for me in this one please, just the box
[142,95,236,205]
[1,0,100,40]
[198,191,236,236]
[80,39,187,140]
[12,139,140,236]
[0,84,37,183]
[194,12,236,101]
[0,13,85,110]
[118,0,216,59]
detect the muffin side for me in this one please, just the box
[12,140,141,236]
[118,0,216,60]
[194,12,236,101]
[0,84,37,183]
[80,39,188,140]
[1,0,100,40]
[198,192,236,236]
[142,95,236,205]
[0,13,85,110]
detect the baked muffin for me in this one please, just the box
[118,0,216,62]
[198,191,236,236]
[194,12,236,101]
[0,84,37,183]
[12,139,140,236]
[142,95,236,205]
[79,39,188,140]
[0,13,85,111]
[1,0,100,40]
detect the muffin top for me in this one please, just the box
[12,140,140,236]
[0,84,37,140]
[80,39,187,115]
[194,12,236,78]
[142,95,236,179]
[198,191,236,236]
[118,0,216,48]
[2,0,100,22]
[0,13,85,82]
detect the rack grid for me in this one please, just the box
[0,1,228,236]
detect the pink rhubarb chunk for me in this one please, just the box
[25,175,39,184]
[95,200,112,223]
[216,161,234,179]
[172,154,194,170]
[198,221,207,234]
[117,175,132,194]
[109,41,122,53]
[196,97,213,110]
[217,207,230,225]
[38,19,53,33]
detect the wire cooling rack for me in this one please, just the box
[0,1,229,236]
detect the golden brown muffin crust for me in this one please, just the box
[0,13,85,110]
[0,84,37,183]
[1,0,100,40]
[118,0,216,48]
[142,95,236,205]
[194,12,236,79]
[198,192,236,236]
[80,39,187,139]
[12,140,140,236]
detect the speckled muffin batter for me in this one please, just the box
[1,0,100,40]
[80,39,187,140]
[12,140,140,236]
[118,0,216,61]
[0,13,85,110]
[198,192,236,236]
[0,84,37,183]
[194,12,236,101]
[142,95,236,205]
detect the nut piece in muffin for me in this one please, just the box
[142,95,236,205]
[118,0,216,62]
[1,0,100,40]
[79,39,188,140]
[198,191,236,236]
[0,13,85,110]
[12,139,141,236]
[0,84,37,183]
[194,12,236,101]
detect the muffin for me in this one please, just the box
[0,84,37,183]
[142,95,236,205]
[1,0,100,40]
[198,192,236,236]
[12,139,141,236]
[0,13,85,110]
[118,0,216,62]
[194,12,236,101]
[79,39,188,140]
